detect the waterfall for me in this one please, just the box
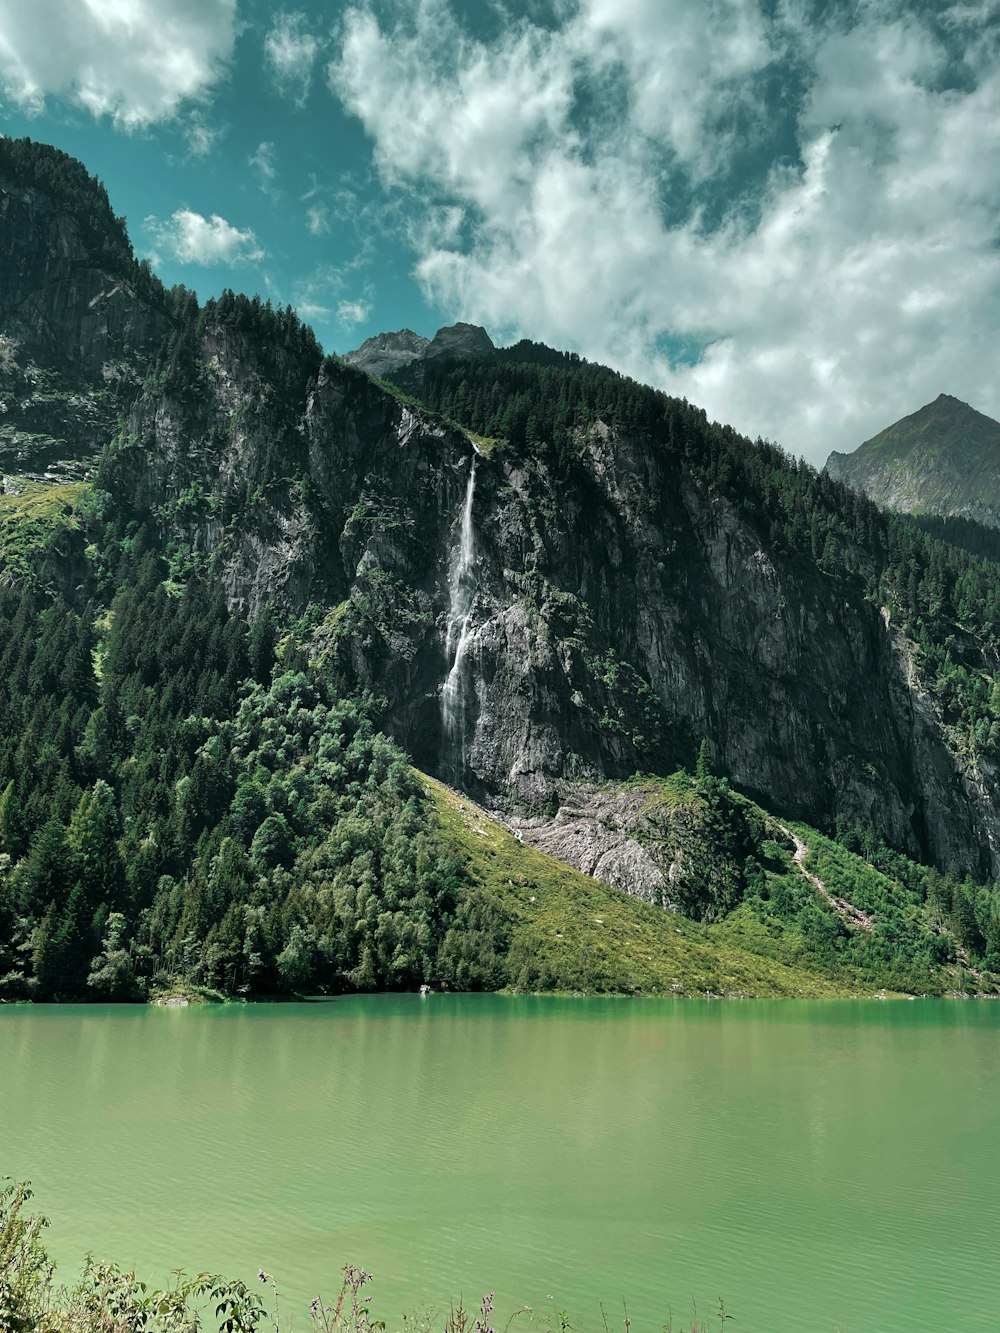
[441,456,478,783]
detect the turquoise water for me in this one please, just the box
[2,996,1000,1332]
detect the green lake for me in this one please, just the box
[3,996,1000,1332]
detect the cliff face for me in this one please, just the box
[0,180,162,373]
[5,142,1000,882]
[0,151,166,478]
[100,324,1000,878]
[826,394,1000,528]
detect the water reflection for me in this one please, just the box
[3,997,1000,1333]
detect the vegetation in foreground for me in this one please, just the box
[0,1181,731,1333]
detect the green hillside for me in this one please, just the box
[426,774,996,999]
[4,139,1000,1002]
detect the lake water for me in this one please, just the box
[3,996,1000,1333]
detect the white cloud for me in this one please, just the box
[306,204,330,235]
[290,264,346,325]
[145,209,264,266]
[289,266,371,329]
[249,141,278,189]
[296,300,333,321]
[574,0,779,178]
[264,10,319,106]
[0,0,236,128]
[331,3,576,219]
[337,297,371,326]
[184,114,223,158]
[249,140,279,196]
[330,0,1000,462]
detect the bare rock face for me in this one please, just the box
[0,155,166,477]
[825,394,1000,527]
[421,323,495,361]
[343,322,495,380]
[342,329,430,379]
[503,777,776,919]
[506,787,674,906]
[0,179,164,375]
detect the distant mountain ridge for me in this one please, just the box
[825,393,1000,528]
[344,322,495,378]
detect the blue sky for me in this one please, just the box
[1,0,998,462]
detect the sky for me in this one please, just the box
[1,0,998,464]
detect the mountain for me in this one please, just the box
[103,333,1000,878]
[3,137,1000,1002]
[343,321,495,379]
[825,394,1000,528]
[342,328,430,377]
[420,321,495,361]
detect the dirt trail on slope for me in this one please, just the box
[778,824,993,987]
[777,824,874,933]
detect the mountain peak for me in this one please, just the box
[825,393,1000,526]
[926,391,976,414]
[342,328,430,378]
[350,328,427,350]
[423,322,495,361]
[869,392,996,446]
[344,321,495,380]
[932,392,979,409]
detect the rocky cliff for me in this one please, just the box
[343,328,430,378]
[420,322,495,362]
[6,140,1000,884]
[100,330,1000,879]
[0,139,167,478]
[826,394,1000,528]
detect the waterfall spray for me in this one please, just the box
[441,456,478,783]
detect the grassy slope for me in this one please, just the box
[789,821,988,993]
[424,771,999,998]
[0,480,88,578]
[422,774,860,998]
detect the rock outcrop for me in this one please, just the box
[342,329,430,378]
[0,142,167,475]
[0,180,163,374]
[344,322,495,379]
[421,322,495,362]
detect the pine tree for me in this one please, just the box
[67,781,124,913]
[15,819,72,918]
[0,781,25,859]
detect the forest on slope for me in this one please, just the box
[3,137,1000,1001]
[0,553,994,1001]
